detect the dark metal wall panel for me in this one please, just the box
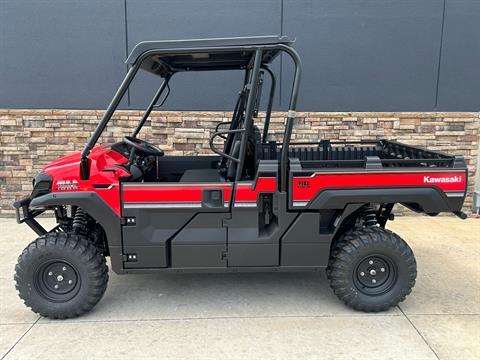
[436,0,480,111]
[0,0,126,109]
[0,0,478,111]
[126,0,282,110]
[282,0,444,111]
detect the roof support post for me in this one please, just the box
[278,45,302,192]
[235,49,263,181]
[80,63,141,179]
[132,73,172,137]
[261,66,276,143]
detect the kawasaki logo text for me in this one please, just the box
[423,176,462,184]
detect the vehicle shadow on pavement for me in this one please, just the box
[46,270,398,322]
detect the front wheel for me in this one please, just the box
[328,227,416,312]
[15,232,108,319]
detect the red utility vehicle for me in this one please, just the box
[14,36,468,318]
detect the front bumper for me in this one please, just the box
[13,197,47,235]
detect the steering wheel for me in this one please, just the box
[123,136,164,157]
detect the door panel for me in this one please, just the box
[227,207,277,267]
[171,213,228,268]
[121,182,232,268]
[226,160,289,267]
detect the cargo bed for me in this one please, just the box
[257,139,468,215]
[260,139,462,169]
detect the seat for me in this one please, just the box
[179,169,224,183]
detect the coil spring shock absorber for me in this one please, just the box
[362,205,378,227]
[72,207,88,234]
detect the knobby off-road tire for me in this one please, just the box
[328,227,416,312]
[15,232,108,319]
[326,232,351,280]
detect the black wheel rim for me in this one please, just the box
[34,260,81,302]
[353,254,397,296]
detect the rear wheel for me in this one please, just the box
[15,232,108,319]
[326,232,350,279]
[328,227,416,312]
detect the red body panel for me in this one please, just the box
[122,177,277,207]
[123,183,233,204]
[234,177,277,203]
[41,145,129,216]
[292,170,467,201]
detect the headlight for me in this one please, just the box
[31,172,52,198]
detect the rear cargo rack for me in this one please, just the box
[260,139,459,169]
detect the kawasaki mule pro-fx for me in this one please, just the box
[14,36,468,318]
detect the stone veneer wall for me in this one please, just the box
[0,109,478,216]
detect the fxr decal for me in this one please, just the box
[296,180,310,189]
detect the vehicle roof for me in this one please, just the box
[125,35,293,76]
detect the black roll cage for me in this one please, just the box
[81,39,302,192]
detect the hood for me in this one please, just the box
[43,152,82,172]
[41,145,108,176]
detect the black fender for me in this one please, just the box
[30,192,124,273]
[306,187,460,213]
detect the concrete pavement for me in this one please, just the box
[0,217,479,359]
